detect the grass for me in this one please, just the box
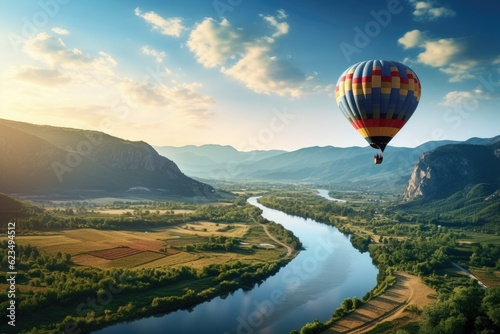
[172,221,249,238]
[469,268,500,288]
[131,252,200,269]
[457,231,500,246]
[71,254,112,268]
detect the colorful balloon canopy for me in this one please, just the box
[335,60,421,152]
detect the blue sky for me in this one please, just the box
[1,0,499,151]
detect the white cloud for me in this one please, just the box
[121,79,214,111]
[417,38,463,67]
[439,60,478,82]
[186,18,247,68]
[439,89,486,107]
[51,27,70,35]
[398,30,462,67]
[23,32,117,82]
[24,32,93,68]
[261,10,289,38]
[221,45,304,97]
[135,7,184,37]
[398,29,428,49]
[398,30,478,82]
[122,80,169,106]
[141,46,166,63]
[411,1,456,21]
[276,9,287,19]
[12,32,215,125]
[187,15,311,97]
[120,78,214,126]
[15,65,71,86]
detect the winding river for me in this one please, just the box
[95,192,377,334]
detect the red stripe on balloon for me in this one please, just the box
[351,119,406,130]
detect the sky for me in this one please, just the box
[1,0,499,151]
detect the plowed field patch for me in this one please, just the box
[89,247,143,260]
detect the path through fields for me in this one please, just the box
[262,225,293,256]
[324,272,436,333]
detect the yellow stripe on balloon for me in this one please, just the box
[356,127,401,138]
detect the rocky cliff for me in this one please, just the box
[403,138,500,201]
[0,119,215,198]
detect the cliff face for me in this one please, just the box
[0,119,215,197]
[403,140,500,201]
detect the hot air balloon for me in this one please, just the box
[335,60,421,164]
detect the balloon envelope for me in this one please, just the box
[335,60,421,152]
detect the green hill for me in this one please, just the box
[0,193,43,225]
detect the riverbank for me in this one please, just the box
[324,272,437,333]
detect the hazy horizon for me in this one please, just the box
[1,1,499,152]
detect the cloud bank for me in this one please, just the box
[187,10,314,97]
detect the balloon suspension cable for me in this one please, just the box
[374,149,383,165]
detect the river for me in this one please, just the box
[317,189,347,203]
[95,194,377,334]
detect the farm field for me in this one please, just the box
[15,220,291,271]
[16,229,166,254]
[96,209,195,215]
[469,268,500,288]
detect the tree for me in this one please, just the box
[482,288,500,327]
[341,298,354,312]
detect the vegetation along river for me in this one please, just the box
[95,193,378,334]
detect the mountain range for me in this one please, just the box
[0,119,215,198]
[2,118,498,204]
[156,139,497,191]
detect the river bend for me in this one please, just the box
[95,194,377,334]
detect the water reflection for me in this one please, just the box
[95,196,377,334]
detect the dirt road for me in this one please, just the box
[262,225,293,256]
[324,272,436,333]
